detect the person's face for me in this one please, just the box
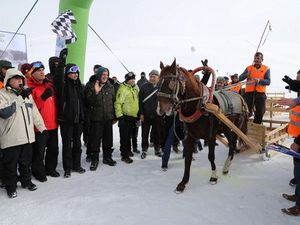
[231,76,238,82]
[217,80,224,89]
[32,68,45,82]
[9,76,23,90]
[127,79,135,86]
[296,73,300,81]
[67,72,78,80]
[100,71,109,84]
[149,74,159,85]
[254,54,263,66]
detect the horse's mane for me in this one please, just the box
[159,61,202,98]
[177,67,201,96]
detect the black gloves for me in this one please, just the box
[41,88,53,101]
[201,59,211,85]
[282,75,300,92]
[19,87,33,99]
[59,48,68,66]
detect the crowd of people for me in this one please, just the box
[0,50,299,217]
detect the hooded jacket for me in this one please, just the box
[27,76,58,130]
[0,69,46,149]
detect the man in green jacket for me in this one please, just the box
[114,72,139,163]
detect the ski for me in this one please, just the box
[265,143,300,158]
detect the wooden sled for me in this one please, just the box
[205,102,262,153]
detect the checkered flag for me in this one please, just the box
[51,10,77,44]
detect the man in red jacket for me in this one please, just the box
[27,61,60,181]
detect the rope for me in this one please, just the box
[0,0,39,59]
[88,24,130,73]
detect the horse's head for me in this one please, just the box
[156,59,186,116]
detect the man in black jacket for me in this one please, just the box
[84,67,116,171]
[53,49,86,178]
[139,69,163,159]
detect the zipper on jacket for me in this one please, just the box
[21,107,30,143]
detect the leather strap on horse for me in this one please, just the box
[178,108,202,123]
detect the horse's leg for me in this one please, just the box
[176,135,194,192]
[223,130,237,175]
[208,137,218,184]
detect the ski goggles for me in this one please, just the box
[32,61,44,69]
[66,65,79,74]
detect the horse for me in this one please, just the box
[157,59,248,192]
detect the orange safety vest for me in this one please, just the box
[228,82,241,93]
[288,105,300,137]
[245,64,268,93]
[0,81,4,89]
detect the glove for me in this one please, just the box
[41,88,53,101]
[59,48,68,66]
[19,87,33,99]
[283,75,300,92]
[201,59,211,85]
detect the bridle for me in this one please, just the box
[157,67,215,109]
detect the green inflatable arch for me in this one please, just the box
[59,0,94,80]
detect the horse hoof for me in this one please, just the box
[222,170,229,175]
[174,189,184,194]
[209,177,218,185]
[175,184,185,193]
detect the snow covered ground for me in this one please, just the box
[0,126,299,225]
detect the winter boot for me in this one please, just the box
[72,167,86,174]
[90,161,99,171]
[133,148,140,154]
[282,193,298,202]
[103,158,116,166]
[64,170,71,178]
[121,157,133,164]
[22,181,37,191]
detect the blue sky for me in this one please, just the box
[1,0,300,94]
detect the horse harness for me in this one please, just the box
[157,68,210,123]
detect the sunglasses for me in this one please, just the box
[67,65,79,74]
[32,61,44,68]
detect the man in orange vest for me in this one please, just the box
[228,73,241,93]
[277,94,300,216]
[239,52,270,124]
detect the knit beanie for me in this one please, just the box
[149,69,159,76]
[95,67,109,81]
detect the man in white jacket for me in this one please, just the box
[0,68,46,198]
